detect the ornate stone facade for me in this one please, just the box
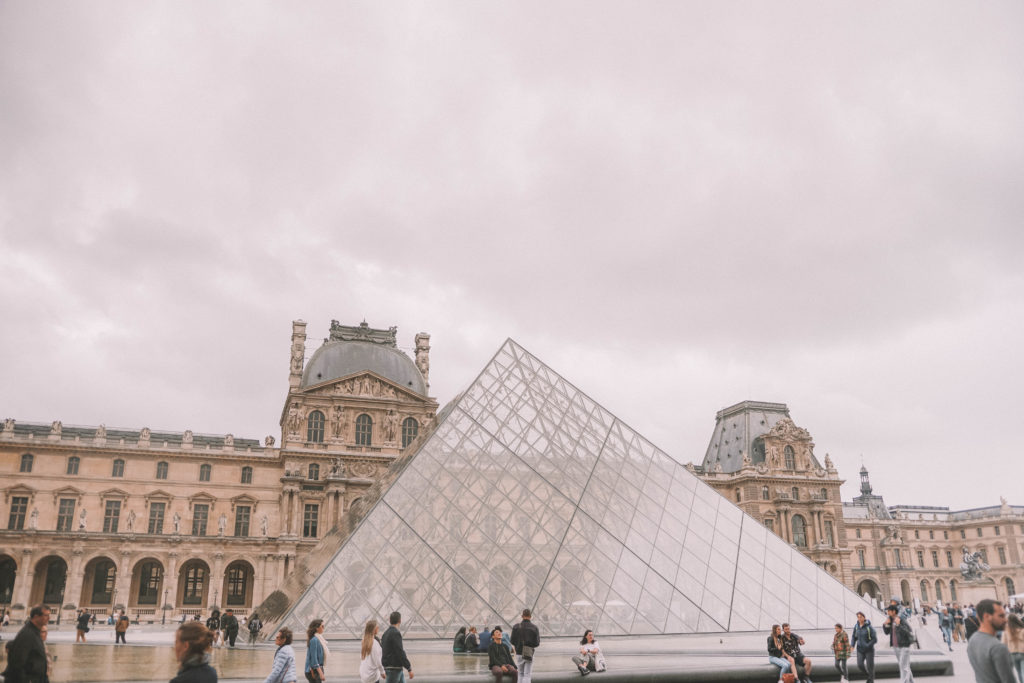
[0,320,437,624]
[695,400,1024,609]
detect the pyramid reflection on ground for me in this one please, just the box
[282,340,880,638]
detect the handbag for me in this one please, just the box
[521,645,535,661]
[782,673,797,683]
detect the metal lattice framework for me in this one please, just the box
[282,340,880,637]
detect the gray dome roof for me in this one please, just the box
[301,341,427,395]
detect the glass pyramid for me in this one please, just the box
[282,340,880,637]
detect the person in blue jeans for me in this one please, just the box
[938,608,954,652]
[852,611,877,683]
[381,611,414,683]
[767,624,794,680]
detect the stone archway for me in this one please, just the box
[80,556,117,610]
[901,579,912,604]
[177,559,211,609]
[30,556,67,608]
[129,558,165,609]
[222,560,255,609]
[856,578,881,600]
[0,554,17,606]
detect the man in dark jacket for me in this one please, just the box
[2,604,50,683]
[883,604,915,682]
[381,611,414,682]
[221,608,239,647]
[852,611,877,683]
[510,609,540,683]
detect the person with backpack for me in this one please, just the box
[852,611,877,683]
[883,604,915,683]
[248,613,264,646]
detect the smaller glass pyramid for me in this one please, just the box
[282,340,881,637]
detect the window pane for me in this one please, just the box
[355,414,372,446]
[8,496,28,530]
[66,457,80,475]
[307,411,325,443]
[402,418,419,448]
[234,506,250,537]
[103,500,121,533]
[241,466,252,484]
[199,464,211,482]
[183,564,205,604]
[137,562,161,605]
[20,454,33,473]
[57,499,76,532]
[303,504,319,538]
[148,502,166,534]
[192,504,209,536]
[112,459,124,477]
[226,565,248,605]
[156,462,168,479]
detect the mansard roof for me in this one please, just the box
[701,400,792,473]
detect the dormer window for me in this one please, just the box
[784,446,796,469]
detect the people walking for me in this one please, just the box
[304,619,326,683]
[883,603,915,683]
[359,620,386,683]
[832,623,851,683]
[852,611,877,683]
[488,626,518,683]
[76,608,91,643]
[781,623,812,683]
[938,608,954,652]
[263,628,297,683]
[206,609,222,648]
[967,599,1014,683]
[967,609,983,641]
[572,629,606,676]
[1,604,50,683]
[381,611,414,683]
[170,621,217,683]
[511,609,539,683]
[222,609,240,648]
[955,604,967,643]
[116,614,130,644]
[248,613,264,646]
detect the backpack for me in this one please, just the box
[248,618,261,634]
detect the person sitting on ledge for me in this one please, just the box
[571,629,606,676]
[464,626,480,652]
[488,626,518,682]
[453,626,468,653]
[768,624,795,682]
[781,623,812,683]
[478,626,492,653]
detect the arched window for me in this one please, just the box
[90,560,115,604]
[226,562,251,606]
[820,488,828,501]
[199,464,211,482]
[1008,578,1017,597]
[401,417,419,448]
[66,456,80,475]
[306,410,325,443]
[950,579,958,601]
[138,561,162,605]
[791,487,800,501]
[156,462,168,479]
[182,562,206,605]
[308,463,320,481]
[784,445,796,469]
[761,486,770,500]
[734,489,742,502]
[111,459,125,477]
[935,580,944,601]
[240,466,252,484]
[20,453,33,473]
[920,580,929,602]
[355,414,372,446]
[792,515,808,547]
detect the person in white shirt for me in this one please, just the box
[571,629,606,676]
[360,619,387,683]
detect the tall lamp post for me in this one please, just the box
[162,588,169,625]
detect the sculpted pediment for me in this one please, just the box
[4,483,35,503]
[188,491,216,508]
[98,487,130,500]
[145,489,174,503]
[766,418,812,442]
[301,372,415,401]
[52,485,85,503]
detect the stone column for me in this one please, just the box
[64,549,86,610]
[115,551,132,612]
[165,552,180,609]
[12,548,35,610]
[211,552,224,609]
[289,321,307,389]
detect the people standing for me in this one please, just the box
[511,609,539,683]
[955,604,967,643]
[967,609,983,641]
[572,629,606,676]
[206,609,222,648]
[938,608,954,652]
[359,620,386,683]
[1004,614,1024,683]
[967,599,1015,683]
[381,611,414,683]
[883,604,915,683]
[40,623,54,682]
[304,619,326,683]
[76,608,91,643]
[478,627,492,653]
[170,621,217,683]
[116,614,130,644]
[781,623,812,683]
[248,613,264,646]
[488,626,518,683]
[2,604,50,683]
[264,628,297,683]
[221,609,240,648]
[832,623,851,683]
[852,611,877,683]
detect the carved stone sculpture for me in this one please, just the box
[126,509,136,532]
[182,430,193,445]
[95,424,107,440]
[173,512,181,534]
[333,407,347,439]
[50,420,62,436]
[960,547,990,581]
[2,418,13,433]
[264,435,276,447]
[78,508,88,531]
[29,508,38,530]
[223,434,234,448]
[218,513,227,535]
[261,515,269,536]
[383,410,399,442]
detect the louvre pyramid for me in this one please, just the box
[282,340,880,638]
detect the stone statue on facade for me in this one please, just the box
[768,445,780,468]
[333,407,347,440]
[287,405,302,434]
[741,450,751,467]
[2,418,13,433]
[290,342,304,373]
[78,507,87,531]
[183,429,193,445]
[29,508,38,530]
[173,512,181,534]
[329,457,345,477]
[50,420,62,436]
[960,547,990,581]
[383,410,399,442]
[264,435,276,447]
[223,434,234,448]
[126,509,136,532]
[95,424,107,440]
[218,513,228,536]
[824,453,834,469]
[139,427,151,443]
[261,514,269,536]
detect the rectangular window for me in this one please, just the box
[944,530,949,539]
[917,550,925,567]
[858,549,866,568]
[995,526,1001,536]
[192,504,209,536]
[103,500,121,533]
[303,503,319,538]
[914,529,920,539]
[234,506,251,537]
[7,496,28,530]
[929,530,934,540]
[56,498,76,532]
[148,502,166,535]
[764,518,774,533]
[946,550,954,567]
[893,549,902,567]
[931,550,939,568]
[999,547,1007,564]
[977,527,983,537]
[961,529,966,539]
[856,528,862,539]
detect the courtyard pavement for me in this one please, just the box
[1,622,976,682]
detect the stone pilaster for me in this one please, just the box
[289,321,307,389]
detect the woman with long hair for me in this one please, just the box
[304,619,327,683]
[571,629,606,675]
[170,621,217,683]
[453,625,468,653]
[767,624,794,681]
[359,619,386,683]
[1006,613,1024,683]
[264,628,297,683]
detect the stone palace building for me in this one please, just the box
[0,320,437,623]
[1,326,1020,626]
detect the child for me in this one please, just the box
[832,622,851,683]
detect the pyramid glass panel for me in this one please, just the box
[280,339,884,637]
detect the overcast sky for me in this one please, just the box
[2,2,1021,510]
